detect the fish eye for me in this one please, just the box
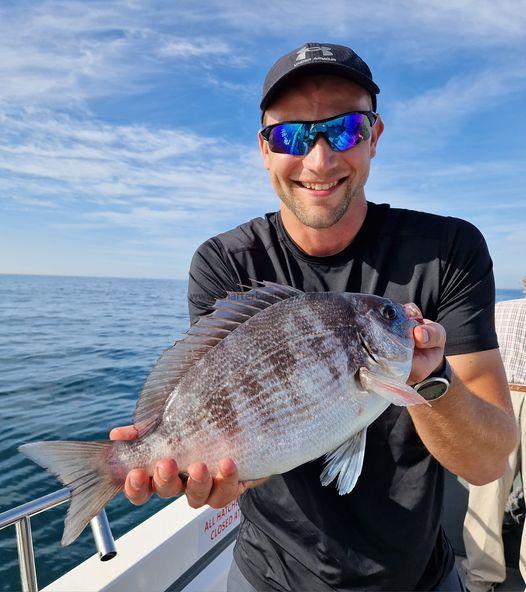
[382,305,397,321]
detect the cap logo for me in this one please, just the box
[295,45,336,67]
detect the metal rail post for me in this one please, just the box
[1,488,117,591]
[15,515,38,592]
[90,509,117,561]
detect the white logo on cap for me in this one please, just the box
[296,45,334,61]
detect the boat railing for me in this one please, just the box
[0,487,116,592]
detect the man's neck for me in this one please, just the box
[280,197,368,257]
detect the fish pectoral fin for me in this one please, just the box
[358,367,430,407]
[320,429,366,495]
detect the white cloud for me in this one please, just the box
[0,107,274,239]
[1,0,524,110]
[175,0,526,55]
[204,74,259,99]
[374,61,526,163]
[159,39,230,58]
[9,196,59,209]
[83,206,193,226]
[390,66,526,125]
[397,0,526,43]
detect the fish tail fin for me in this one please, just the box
[19,440,123,545]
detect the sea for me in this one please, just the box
[0,274,523,591]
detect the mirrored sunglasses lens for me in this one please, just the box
[327,113,370,151]
[269,123,310,155]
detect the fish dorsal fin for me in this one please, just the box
[132,282,303,436]
[320,429,367,495]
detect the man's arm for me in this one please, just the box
[408,322,517,485]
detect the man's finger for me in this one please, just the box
[124,468,152,505]
[185,462,213,509]
[207,458,240,509]
[414,321,445,349]
[152,459,184,499]
[109,425,139,441]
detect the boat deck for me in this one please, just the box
[455,555,524,591]
[444,471,525,592]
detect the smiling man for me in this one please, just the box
[258,75,379,256]
[111,43,517,591]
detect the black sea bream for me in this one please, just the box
[20,282,427,545]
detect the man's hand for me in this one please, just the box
[407,320,446,385]
[109,425,268,508]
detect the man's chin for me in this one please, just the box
[296,214,343,230]
[285,200,352,230]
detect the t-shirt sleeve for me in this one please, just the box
[188,237,240,326]
[437,218,498,356]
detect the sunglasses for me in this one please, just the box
[260,111,378,156]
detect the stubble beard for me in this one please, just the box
[276,177,358,230]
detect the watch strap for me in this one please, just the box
[414,358,452,401]
[427,357,452,382]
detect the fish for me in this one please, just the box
[19,282,428,546]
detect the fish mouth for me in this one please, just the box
[403,303,424,323]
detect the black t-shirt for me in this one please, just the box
[187,201,497,591]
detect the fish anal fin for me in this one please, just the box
[320,429,367,495]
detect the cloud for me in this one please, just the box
[391,66,526,124]
[375,60,526,162]
[0,107,274,239]
[204,74,259,99]
[1,0,524,110]
[83,206,193,227]
[396,0,526,44]
[159,39,229,58]
[174,0,526,56]
[0,4,140,105]
[371,157,526,206]
[7,196,59,209]
[157,38,250,67]
[0,2,249,108]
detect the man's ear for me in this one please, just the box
[258,131,271,170]
[369,114,384,159]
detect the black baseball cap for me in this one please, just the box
[260,42,380,114]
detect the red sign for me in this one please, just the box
[198,500,241,552]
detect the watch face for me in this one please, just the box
[418,379,449,401]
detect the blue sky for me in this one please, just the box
[0,0,525,288]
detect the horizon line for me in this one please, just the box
[0,272,523,292]
[0,271,185,282]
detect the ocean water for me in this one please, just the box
[0,275,189,592]
[0,274,523,591]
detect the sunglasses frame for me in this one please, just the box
[260,110,379,155]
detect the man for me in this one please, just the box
[463,298,526,592]
[111,43,516,590]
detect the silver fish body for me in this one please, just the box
[20,283,427,545]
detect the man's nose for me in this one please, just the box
[302,135,337,173]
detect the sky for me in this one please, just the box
[0,0,525,288]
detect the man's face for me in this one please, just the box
[258,75,383,230]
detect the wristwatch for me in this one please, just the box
[414,358,452,401]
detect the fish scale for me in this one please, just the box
[19,282,428,546]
